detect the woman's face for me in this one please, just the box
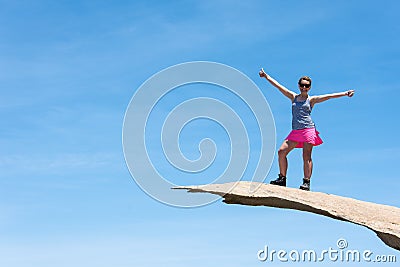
[298,79,311,93]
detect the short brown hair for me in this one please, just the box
[298,76,312,85]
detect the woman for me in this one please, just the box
[259,68,354,190]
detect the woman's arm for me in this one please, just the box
[259,68,296,101]
[310,90,355,107]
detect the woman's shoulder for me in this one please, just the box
[309,95,317,103]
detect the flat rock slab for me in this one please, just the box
[174,181,400,251]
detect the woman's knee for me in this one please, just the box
[278,147,288,157]
[278,140,297,157]
[303,154,312,161]
[302,149,313,161]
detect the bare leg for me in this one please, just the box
[302,142,313,179]
[278,140,298,176]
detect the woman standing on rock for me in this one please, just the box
[259,68,354,191]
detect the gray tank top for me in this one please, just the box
[292,95,315,130]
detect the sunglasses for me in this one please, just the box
[299,83,311,88]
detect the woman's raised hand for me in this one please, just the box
[346,90,355,97]
[259,68,268,78]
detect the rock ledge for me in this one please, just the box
[174,181,400,251]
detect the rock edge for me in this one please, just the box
[173,181,400,251]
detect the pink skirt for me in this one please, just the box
[286,128,323,148]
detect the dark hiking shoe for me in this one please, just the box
[299,178,310,191]
[270,174,286,187]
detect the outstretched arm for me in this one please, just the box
[259,68,296,101]
[310,90,355,107]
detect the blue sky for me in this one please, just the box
[1,0,399,266]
